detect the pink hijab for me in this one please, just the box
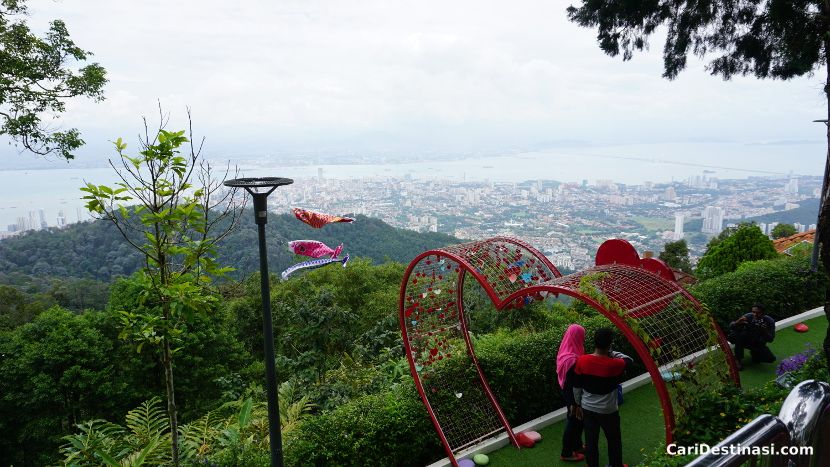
[556,324,585,389]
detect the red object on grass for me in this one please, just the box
[516,432,536,448]
[794,323,809,333]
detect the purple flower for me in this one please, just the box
[776,344,816,376]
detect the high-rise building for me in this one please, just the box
[56,210,66,228]
[674,213,685,240]
[701,206,725,234]
[16,216,30,232]
[595,179,614,190]
[39,208,47,229]
[785,177,799,194]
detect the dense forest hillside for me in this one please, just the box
[0,211,460,282]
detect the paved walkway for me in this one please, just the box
[485,316,828,466]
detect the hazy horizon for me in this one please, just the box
[1,0,827,176]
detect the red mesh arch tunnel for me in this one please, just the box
[399,237,740,466]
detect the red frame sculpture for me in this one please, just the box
[399,237,740,466]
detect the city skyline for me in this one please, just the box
[5,169,817,273]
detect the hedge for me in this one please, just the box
[283,256,828,465]
[690,255,826,331]
[284,382,443,466]
[283,314,640,466]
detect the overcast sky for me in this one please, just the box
[2,0,826,167]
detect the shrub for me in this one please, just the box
[473,315,642,424]
[282,312,648,466]
[696,224,778,280]
[283,382,442,467]
[690,256,825,330]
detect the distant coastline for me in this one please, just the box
[1,140,825,230]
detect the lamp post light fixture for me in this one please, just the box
[812,120,829,272]
[223,177,294,467]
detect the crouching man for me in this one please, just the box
[728,303,776,370]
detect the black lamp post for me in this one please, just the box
[224,177,294,467]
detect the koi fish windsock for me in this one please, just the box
[288,240,343,259]
[280,254,350,281]
[292,208,355,229]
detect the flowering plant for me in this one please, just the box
[776,344,816,377]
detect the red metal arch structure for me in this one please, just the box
[399,237,740,466]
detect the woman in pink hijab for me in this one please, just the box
[557,324,586,462]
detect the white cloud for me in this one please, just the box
[4,0,825,161]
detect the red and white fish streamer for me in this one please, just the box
[292,208,355,229]
[288,240,343,259]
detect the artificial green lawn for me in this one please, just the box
[484,315,828,467]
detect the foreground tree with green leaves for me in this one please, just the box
[696,224,777,280]
[81,112,243,465]
[0,0,106,159]
[567,0,830,371]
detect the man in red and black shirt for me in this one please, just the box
[573,328,632,467]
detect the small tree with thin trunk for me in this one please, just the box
[81,110,243,465]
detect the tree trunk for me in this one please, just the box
[159,249,180,466]
[163,333,180,466]
[823,49,830,375]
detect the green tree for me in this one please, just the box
[696,224,778,280]
[81,114,242,465]
[0,284,51,330]
[0,308,147,466]
[659,239,692,273]
[566,0,830,369]
[771,223,798,239]
[0,0,106,159]
[705,226,737,251]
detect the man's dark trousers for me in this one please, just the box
[734,343,776,363]
[583,408,623,467]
